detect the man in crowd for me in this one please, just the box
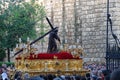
[110,69,120,80]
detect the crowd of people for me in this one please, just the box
[0,63,120,80]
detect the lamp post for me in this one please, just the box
[106,0,109,70]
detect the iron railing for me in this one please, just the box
[106,0,120,71]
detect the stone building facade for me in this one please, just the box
[32,0,120,62]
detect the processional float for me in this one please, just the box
[13,17,89,76]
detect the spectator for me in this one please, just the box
[91,75,97,80]
[14,71,22,80]
[110,69,120,80]
[1,72,9,80]
[97,70,104,80]
[1,68,9,80]
[23,73,30,80]
[102,69,111,80]
[85,73,91,80]
[81,76,86,80]
[29,76,44,80]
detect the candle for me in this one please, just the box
[27,37,30,42]
[60,45,63,49]
[65,40,67,43]
[77,39,79,43]
[19,38,21,43]
[16,44,18,48]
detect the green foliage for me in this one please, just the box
[0,62,14,66]
[3,2,37,46]
[0,0,46,61]
[30,2,47,43]
[0,0,46,48]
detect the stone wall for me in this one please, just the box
[79,0,120,62]
[43,0,76,44]
[79,0,107,62]
[37,0,120,62]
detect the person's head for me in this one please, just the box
[97,78,102,80]
[102,69,110,77]
[54,27,58,33]
[91,76,97,80]
[85,73,90,78]
[47,74,53,80]
[97,70,103,77]
[5,78,8,80]
[23,73,30,80]
[81,76,86,80]
[110,69,120,80]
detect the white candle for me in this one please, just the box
[60,45,63,49]
[77,39,79,43]
[69,45,72,49]
[19,38,21,43]
[27,37,30,42]
[16,44,18,48]
[65,40,67,43]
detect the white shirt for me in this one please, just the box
[1,72,9,80]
